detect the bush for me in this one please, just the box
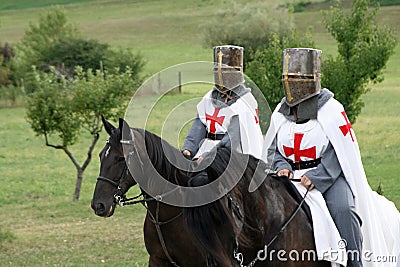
[201,1,293,64]
[43,37,109,76]
[246,32,315,109]
[13,6,145,94]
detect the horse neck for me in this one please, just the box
[139,129,188,186]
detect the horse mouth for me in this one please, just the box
[107,204,115,217]
[92,200,116,217]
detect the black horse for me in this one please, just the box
[91,117,330,266]
[91,117,236,267]
[186,146,331,267]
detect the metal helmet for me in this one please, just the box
[213,45,244,92]
[281,48,322,107]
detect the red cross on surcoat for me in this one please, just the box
[255,108,259,124]
[206,108,225,134]
[283,133,316,162]
[339,111,354,142]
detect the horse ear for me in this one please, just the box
[102,115,116,136]
[119,118,132,141]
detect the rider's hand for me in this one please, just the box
[182,150,191,159]
[277,169,293,179]
[301,175,315,190]
[196,156,203,165]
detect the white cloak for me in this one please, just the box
[263,98,400,267]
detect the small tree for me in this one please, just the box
[322,0,397,123]
[26,66,138,201]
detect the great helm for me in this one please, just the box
[213,45,244,92]
[281,48,322,107]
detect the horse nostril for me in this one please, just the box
[93,202,106,216]
[97,203,105,212]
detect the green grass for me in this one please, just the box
[0,0,399,266]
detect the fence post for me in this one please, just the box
[178,71,182,94]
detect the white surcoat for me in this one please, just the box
[277,119,329,162]
[195,91,263,159]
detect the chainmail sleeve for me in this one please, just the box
[182,116,207,156]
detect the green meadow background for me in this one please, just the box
[0,0,399,266]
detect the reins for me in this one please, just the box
[234,179,311,267]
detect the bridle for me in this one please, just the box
[96,137,184,267]
[97,163,129,203]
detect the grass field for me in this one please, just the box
[0,0,399,266]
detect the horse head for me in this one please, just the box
[91,116,137,217]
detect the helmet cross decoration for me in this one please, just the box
[283,53,293,103]
[217,50,224,89]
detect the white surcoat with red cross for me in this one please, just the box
[263,97,400,267]
[277,119,329,163]
[196,90,263,159]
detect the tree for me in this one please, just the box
[322,0,397,123]
[12,6,79,92]
[26,66,139,201]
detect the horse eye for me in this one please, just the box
[118,156,125,162]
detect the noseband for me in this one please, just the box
[97,164,130,205]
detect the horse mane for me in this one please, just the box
[185,147,270,266]
[133,128,191,186]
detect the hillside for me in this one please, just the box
[0,0,399,266]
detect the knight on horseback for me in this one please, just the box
[264,48,400,267]
[182,45,264,164]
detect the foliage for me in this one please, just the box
[0,43,23,106]
[12,6,79,93]
[42,38,145,79]
[203,0,397,122]
[26,67,79,146]
[322,0,397,123]
[104,47,145,78]
[201,1,294,64]
[26,66,138,200]
[70,66,138,132]
[11,6,145,93]
[246,31,315,109]
[43,37,108,76]
[0,42,15,87]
